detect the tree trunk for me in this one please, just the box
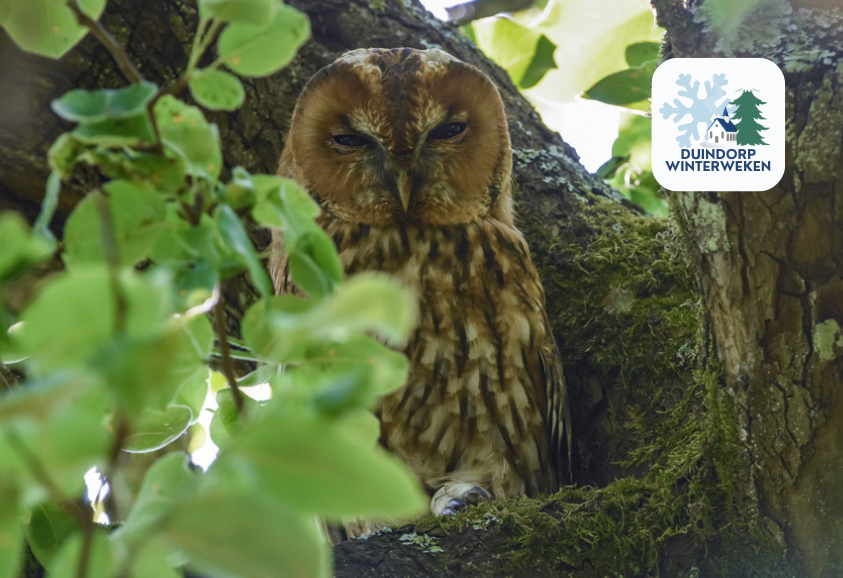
[3,0,841,576]
[655,2,843,577]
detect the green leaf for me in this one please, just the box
[52,82,158,123]
[3,403,111,501]
[153,95,222,179]
[34,172,61,241]
[288,231,343,298]
[78,149,187,194]
[2,0,106,58]
[0,370,97,424]
[50,531,115,578]
[162,491,329,578]
[0,213,53,285]
[128,541,184,578]
[471,18,550,89]
[217,4,310,77]
[242,274,414,363]
[252,176,319,231]
[518,34,557,89]
[0,479,22,578]
[123,405,194,453]
[199,0,277,25]
[72,113,157,146]
[0,0,10,26]
[215,409,427,518]
[189,68,245,111]
[18,267,172,375]
[625,41,660,67]
[63,181,167,269]
[113,452,195,549]
[96,317,210,414]
[22,501,78,571]
[582,60,656,106]
[214,205,273,296]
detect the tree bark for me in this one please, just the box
[655,2,843,577]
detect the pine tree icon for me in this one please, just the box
[732,89,769,146]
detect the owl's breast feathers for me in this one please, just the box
[316,217,570,498]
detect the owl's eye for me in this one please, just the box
[332,134,371,147]
[429,122,467,140]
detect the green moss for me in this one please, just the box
[436,200,791,576]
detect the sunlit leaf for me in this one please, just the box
[217,4,310,77]
[582,60,656,106]
[47,133,87,177]
[472,18,556,89]
[189,68,245,111]
[2,0,106,58]
[518,34,557,89]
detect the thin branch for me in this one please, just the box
[213,299,245,413]
[66,0,143,85]
[93,191,127,334]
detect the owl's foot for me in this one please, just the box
[430,483,492,516]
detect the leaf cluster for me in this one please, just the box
[0,2,426,578]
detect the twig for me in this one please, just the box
[213,299,245,413]
[66,0,143,85]
[93,191,127,334]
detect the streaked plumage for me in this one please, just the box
[271,47,569,510]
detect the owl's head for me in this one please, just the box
[279,48,513,227]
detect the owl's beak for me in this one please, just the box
[395,170,412,212]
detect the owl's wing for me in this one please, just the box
[538,334,572,487]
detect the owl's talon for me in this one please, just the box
[464,486,491,505]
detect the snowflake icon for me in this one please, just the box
[659,73,734,147]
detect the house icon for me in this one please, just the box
[706,106,737,146]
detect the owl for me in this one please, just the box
[270,48,570,515]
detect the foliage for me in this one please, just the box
[0,2,426,578]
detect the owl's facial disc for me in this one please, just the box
[287,48,513,227]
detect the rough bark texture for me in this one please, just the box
[656,1,843,577]
[3,0,841,576]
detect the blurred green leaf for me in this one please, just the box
[199,0,276,24]
[34,172,61,241]
[79,149,187,194]
[214,409,427,518]
[18,267,171,375]
[189,68,245,111]
[0,479,22,578]
[162,491,329,578]
[0,0,10,26]
[2,0,106,58]
[225,167,256,210]
[71,113,157,146]
[50,530,115,578]
[63,181,166,269]
[583,60,656,106]
[113,452,195,548]
[123,405,194,453]
[243,274,415,363]
[22,501,78,572]
[625,41,660,67]
[0,213,53,285]
[52,82,158,123]
[154,95,222,179]
[217,4,310,77]
[214,205,273,296]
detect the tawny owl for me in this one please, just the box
[270,47,570,514]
